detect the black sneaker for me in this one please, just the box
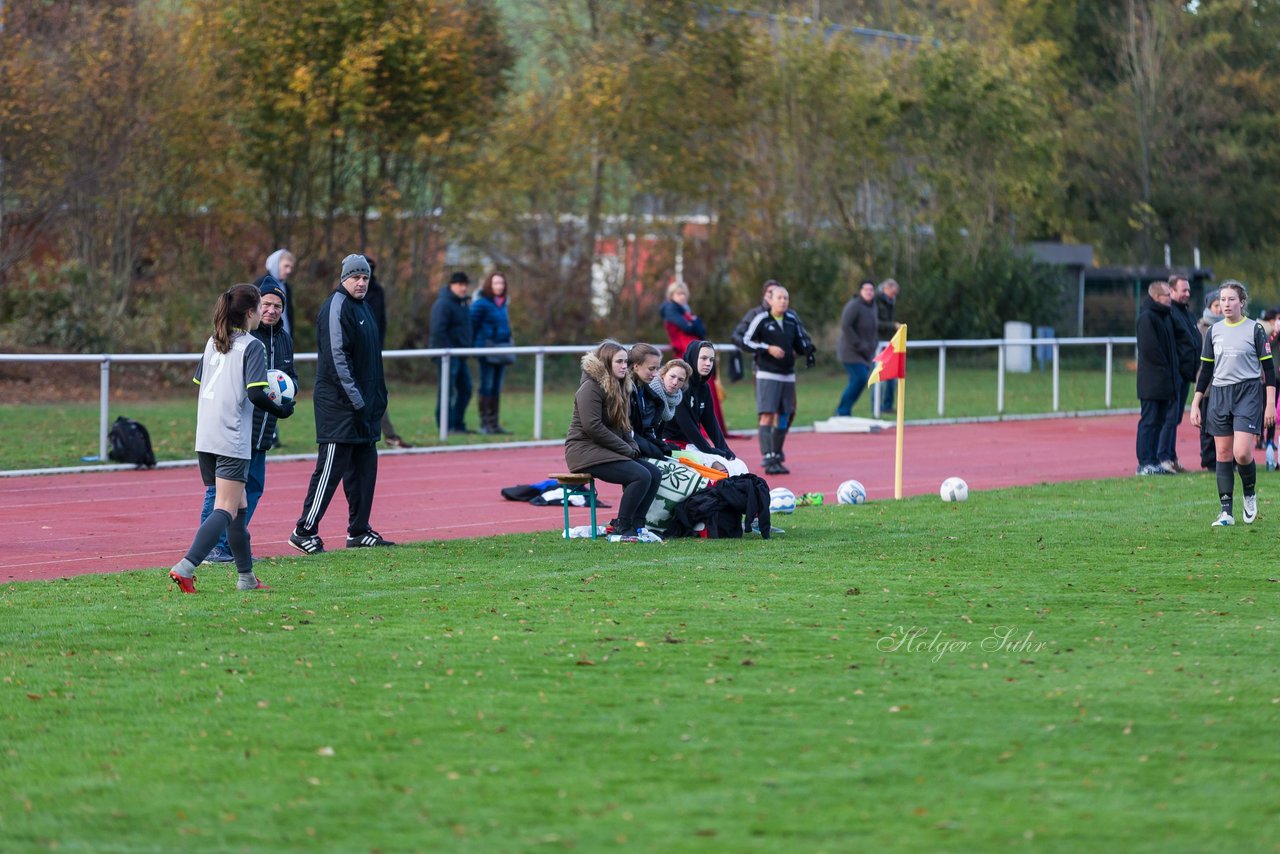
[289,529,325,555]
[347,530,396,548]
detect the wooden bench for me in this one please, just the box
[549,472,598,539]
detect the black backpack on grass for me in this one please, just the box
[107,417,156,469]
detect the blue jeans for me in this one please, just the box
[836,362,872,416]
[1137,398,1174,468]
[879,378,897,412]
[199,449,267,550]
[478,361,507,397]
[1157,380,1189,463]
[435,357,473,429]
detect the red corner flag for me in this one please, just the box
[868,325,907,386]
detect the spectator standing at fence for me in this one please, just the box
[661,282,725,432]
[1191,280,1277,526]
[471,272,514,435]
[741,285,816,475]
[1135,281,1179,476]
[431,271,474,433]
[199,279,297,564]
[364,258,413,449]
[875,279,902,413]
[289,254,394,555]
[169,283,295,593]
[256,249,296,338]
[1157,275,1201,472]
[834,279,879,417]
[565,341,662,543]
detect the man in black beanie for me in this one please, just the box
[430,271,474,433]
[290,253,395,554]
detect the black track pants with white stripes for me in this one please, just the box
[294,442,379,537]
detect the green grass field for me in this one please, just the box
[3,476,1276,851]
[0,358,1136,471]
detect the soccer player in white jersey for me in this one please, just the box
[169,283,295,593]
[1190,280,1277,527]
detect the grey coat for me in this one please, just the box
[837,295,879,365]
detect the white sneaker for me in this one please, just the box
[1242,493,1258,524]
[1211,511,1235,527]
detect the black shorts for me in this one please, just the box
[756,378,797,415]
[198,452,250,486]
[1206,381,1265,437]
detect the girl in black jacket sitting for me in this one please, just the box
[663,340,736,460]
[628,343,670,459]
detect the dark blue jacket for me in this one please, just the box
[470,294,511,347]
[313,286,386,444]
[431,287,473,350]
[631,382,669,459]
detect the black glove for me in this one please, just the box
[717,447,736,461]
[277,398,296,419]
[806,350,817,368]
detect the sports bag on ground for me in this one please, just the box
[107,417,156,468]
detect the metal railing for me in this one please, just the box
[0,335,1137,463]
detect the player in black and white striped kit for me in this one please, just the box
[170,283,295,592]
[1190,280,1277,527]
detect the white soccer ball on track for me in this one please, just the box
[769,487,796,515]
[266,368,297,404]
[836,479,867,505]
[940,476,969,502]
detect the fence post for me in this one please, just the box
[937,345,946,416]
[99,357,111,461]
[1105,340,1113,409]
[1052,342,1061,412]
[534,351,545,441]
[438,354,451,441]
[997,344,1006,414]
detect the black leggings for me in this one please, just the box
[585,458,662,530]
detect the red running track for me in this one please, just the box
[1,414,1196,582]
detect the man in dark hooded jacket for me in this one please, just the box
[1135,280,1179,476]
[430,271,474,433]
[289,254,394,554]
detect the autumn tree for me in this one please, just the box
[0,0,236,348]
[195,0,512,347]
[452,0,754,342]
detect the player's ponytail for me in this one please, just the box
[212,283,262,354]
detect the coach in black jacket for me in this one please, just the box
[290,254,394,555]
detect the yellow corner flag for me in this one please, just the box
[867,324,907,386]
[869,325,907,498]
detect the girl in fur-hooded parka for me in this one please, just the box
[564,341,663,538]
